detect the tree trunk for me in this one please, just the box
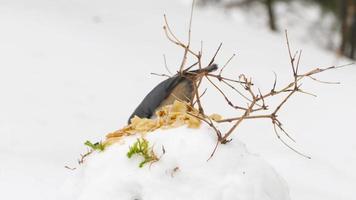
[350,2,356,59]
[339,0,348,55]
[266,0,278,31]
[338,0,356,59]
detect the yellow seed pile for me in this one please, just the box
[104,100,209,146]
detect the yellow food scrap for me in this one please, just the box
[104,100,203,145]
[209,113,223,121]
[130,116,160,132]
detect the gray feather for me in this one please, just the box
[128,76,186,123]
[128,64,218,124]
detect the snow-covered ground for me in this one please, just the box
[0,0,355,199]
[62,126,290,200]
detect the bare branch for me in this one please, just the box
[296,50,302,75]
[193,88,207,106]
[163,54,173,75]
[192,77,205,114]
[308,76,340,84]
[163,14,199,59]
[188,0,195,47]
[207,140,220,161]
[221,99,256,143]
[219,53,236,76]
[273,123,310,159]
[208,43,223,66]
[205,75,249,111]
[151,72,171,78]
[285,30,296,76]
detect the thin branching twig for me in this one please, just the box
[162,10,351,160]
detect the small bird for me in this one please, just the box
[128,64,218,123]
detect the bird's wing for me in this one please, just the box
[128,76,184,123]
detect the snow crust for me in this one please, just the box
[63,126,290,200]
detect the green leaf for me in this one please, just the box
[84,140,105,151]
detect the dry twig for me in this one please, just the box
[162,12,351,159]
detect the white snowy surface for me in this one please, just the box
[62,126,290,200]
[0,0,355,199]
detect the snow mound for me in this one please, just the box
[63,125,290,200]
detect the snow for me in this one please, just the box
[0,0,355,199]
[62,126,290,200]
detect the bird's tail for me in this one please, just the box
[187,64,218,74]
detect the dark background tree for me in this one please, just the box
[338,0,355,59]
[198,0,356,59]
[223,0,281,32]
[302,0,355,59]
[266,0,278,31]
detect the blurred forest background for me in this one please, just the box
[199,0,356,59]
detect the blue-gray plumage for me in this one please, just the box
[128,64,218,124]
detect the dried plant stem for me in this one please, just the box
[161,8,351,160]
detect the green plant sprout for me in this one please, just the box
[84,140,106,151]
[127,138,158,168]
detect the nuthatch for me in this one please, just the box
[128,64,218,123]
